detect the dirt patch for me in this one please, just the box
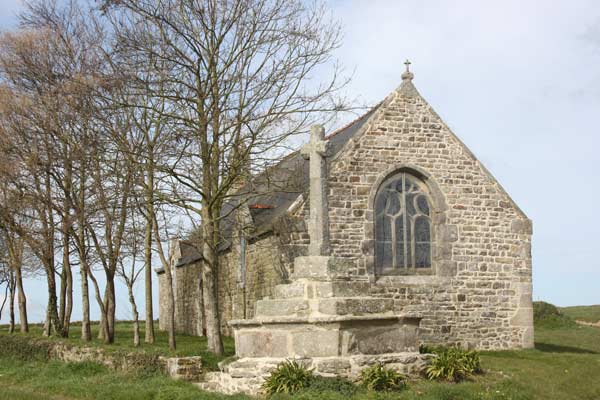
[575,320,600,328]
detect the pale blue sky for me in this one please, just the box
[1,0,599,324]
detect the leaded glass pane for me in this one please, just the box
[405,192,416,216]
[384,191,401,216]
[415,242,431,268]
[416,194,429,216]
[414,216,430,242]
[375,172,432,272]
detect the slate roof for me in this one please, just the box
[164,105,379,270]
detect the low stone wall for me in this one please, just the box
[5,336,203,382]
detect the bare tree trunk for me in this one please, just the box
[59,223,73,337]
[201,210,223,355]
[98,287,109,340]
[126,283,140,347]
[64,262,73,336]
[43,305,50,337]
[196,277,205,337]
[144,217,154,344]
[150,210,176,350]
[80,261,91,341]
[166,271,176,351]
[88,269,109,341]
[8,271,15,334]
[45,254,64,337]
[105,275,116,344]
[14,266,28,333]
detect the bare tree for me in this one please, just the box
[116,205,146,347]
[105,0,347,355]
[0,221,27,333]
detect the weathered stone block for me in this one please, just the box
[318,298,394,315]
[292,256,354,280]
[290,330,340,357]
[255,299,309,317]
[235,330,289,357]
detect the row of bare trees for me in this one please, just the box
[0,0,346,355]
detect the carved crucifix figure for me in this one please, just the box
[301,125,330,256]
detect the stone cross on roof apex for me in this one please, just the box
[402,59,414,81]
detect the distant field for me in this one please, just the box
[1,307,599,400]
[561,304,600,323]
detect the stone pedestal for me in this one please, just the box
[197,256,427,395]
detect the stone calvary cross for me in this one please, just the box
[301,125,330,256]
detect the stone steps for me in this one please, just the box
[254,297,394,318]
[273,281,371,300]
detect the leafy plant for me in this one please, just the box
[359,363,406,392]
[306,375,359,397]
[425,346,482,382]
[262,360,314,395]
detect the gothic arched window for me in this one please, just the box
[375,172,432,273]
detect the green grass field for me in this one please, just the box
[561,305,600,323]
[0,306,599,400]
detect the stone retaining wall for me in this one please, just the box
[29,338,203,382]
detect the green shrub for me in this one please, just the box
[420,343,446,354]
[306,375,359,397]
[425,346,482,382]
[359,363,406,392]
[533,301,576,328]
[0,335,52,361]
[262,360,314,396]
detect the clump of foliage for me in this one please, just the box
[306,376,359,397]
[263,360,314,396]
[270,376,361,400]
[359,363,406,392]
[0,335,52,362]
[420,343,446,354]
[425,346,482,382]
[533,301,576,328]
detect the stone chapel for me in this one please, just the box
[156,63,534,358]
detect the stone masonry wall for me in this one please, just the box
[161,218,307,337]
[158,272,168,332]
[217,230,306,335]
[325,81,533,350]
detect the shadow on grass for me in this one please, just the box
[535,342,598,354]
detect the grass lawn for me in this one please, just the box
[561,305,600,323]
[1,311,599,399]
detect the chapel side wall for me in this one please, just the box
[157,272,168,331]
[217,232,301,335]
[174,261,203,336]
[326,89,533,350]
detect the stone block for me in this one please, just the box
[318,298,394,315]
[273,282,305,299]
[314,282,371,298]
[341,320,419,355]
[255,299,309,317]
[235,330,289,357]
[290,330,340,357]
[314,358,352,375]
[292,256,354,280]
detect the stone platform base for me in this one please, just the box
[196,353,431,396]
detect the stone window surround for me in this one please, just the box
[363,164,457,284]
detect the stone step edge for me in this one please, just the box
[229,313,421,327]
